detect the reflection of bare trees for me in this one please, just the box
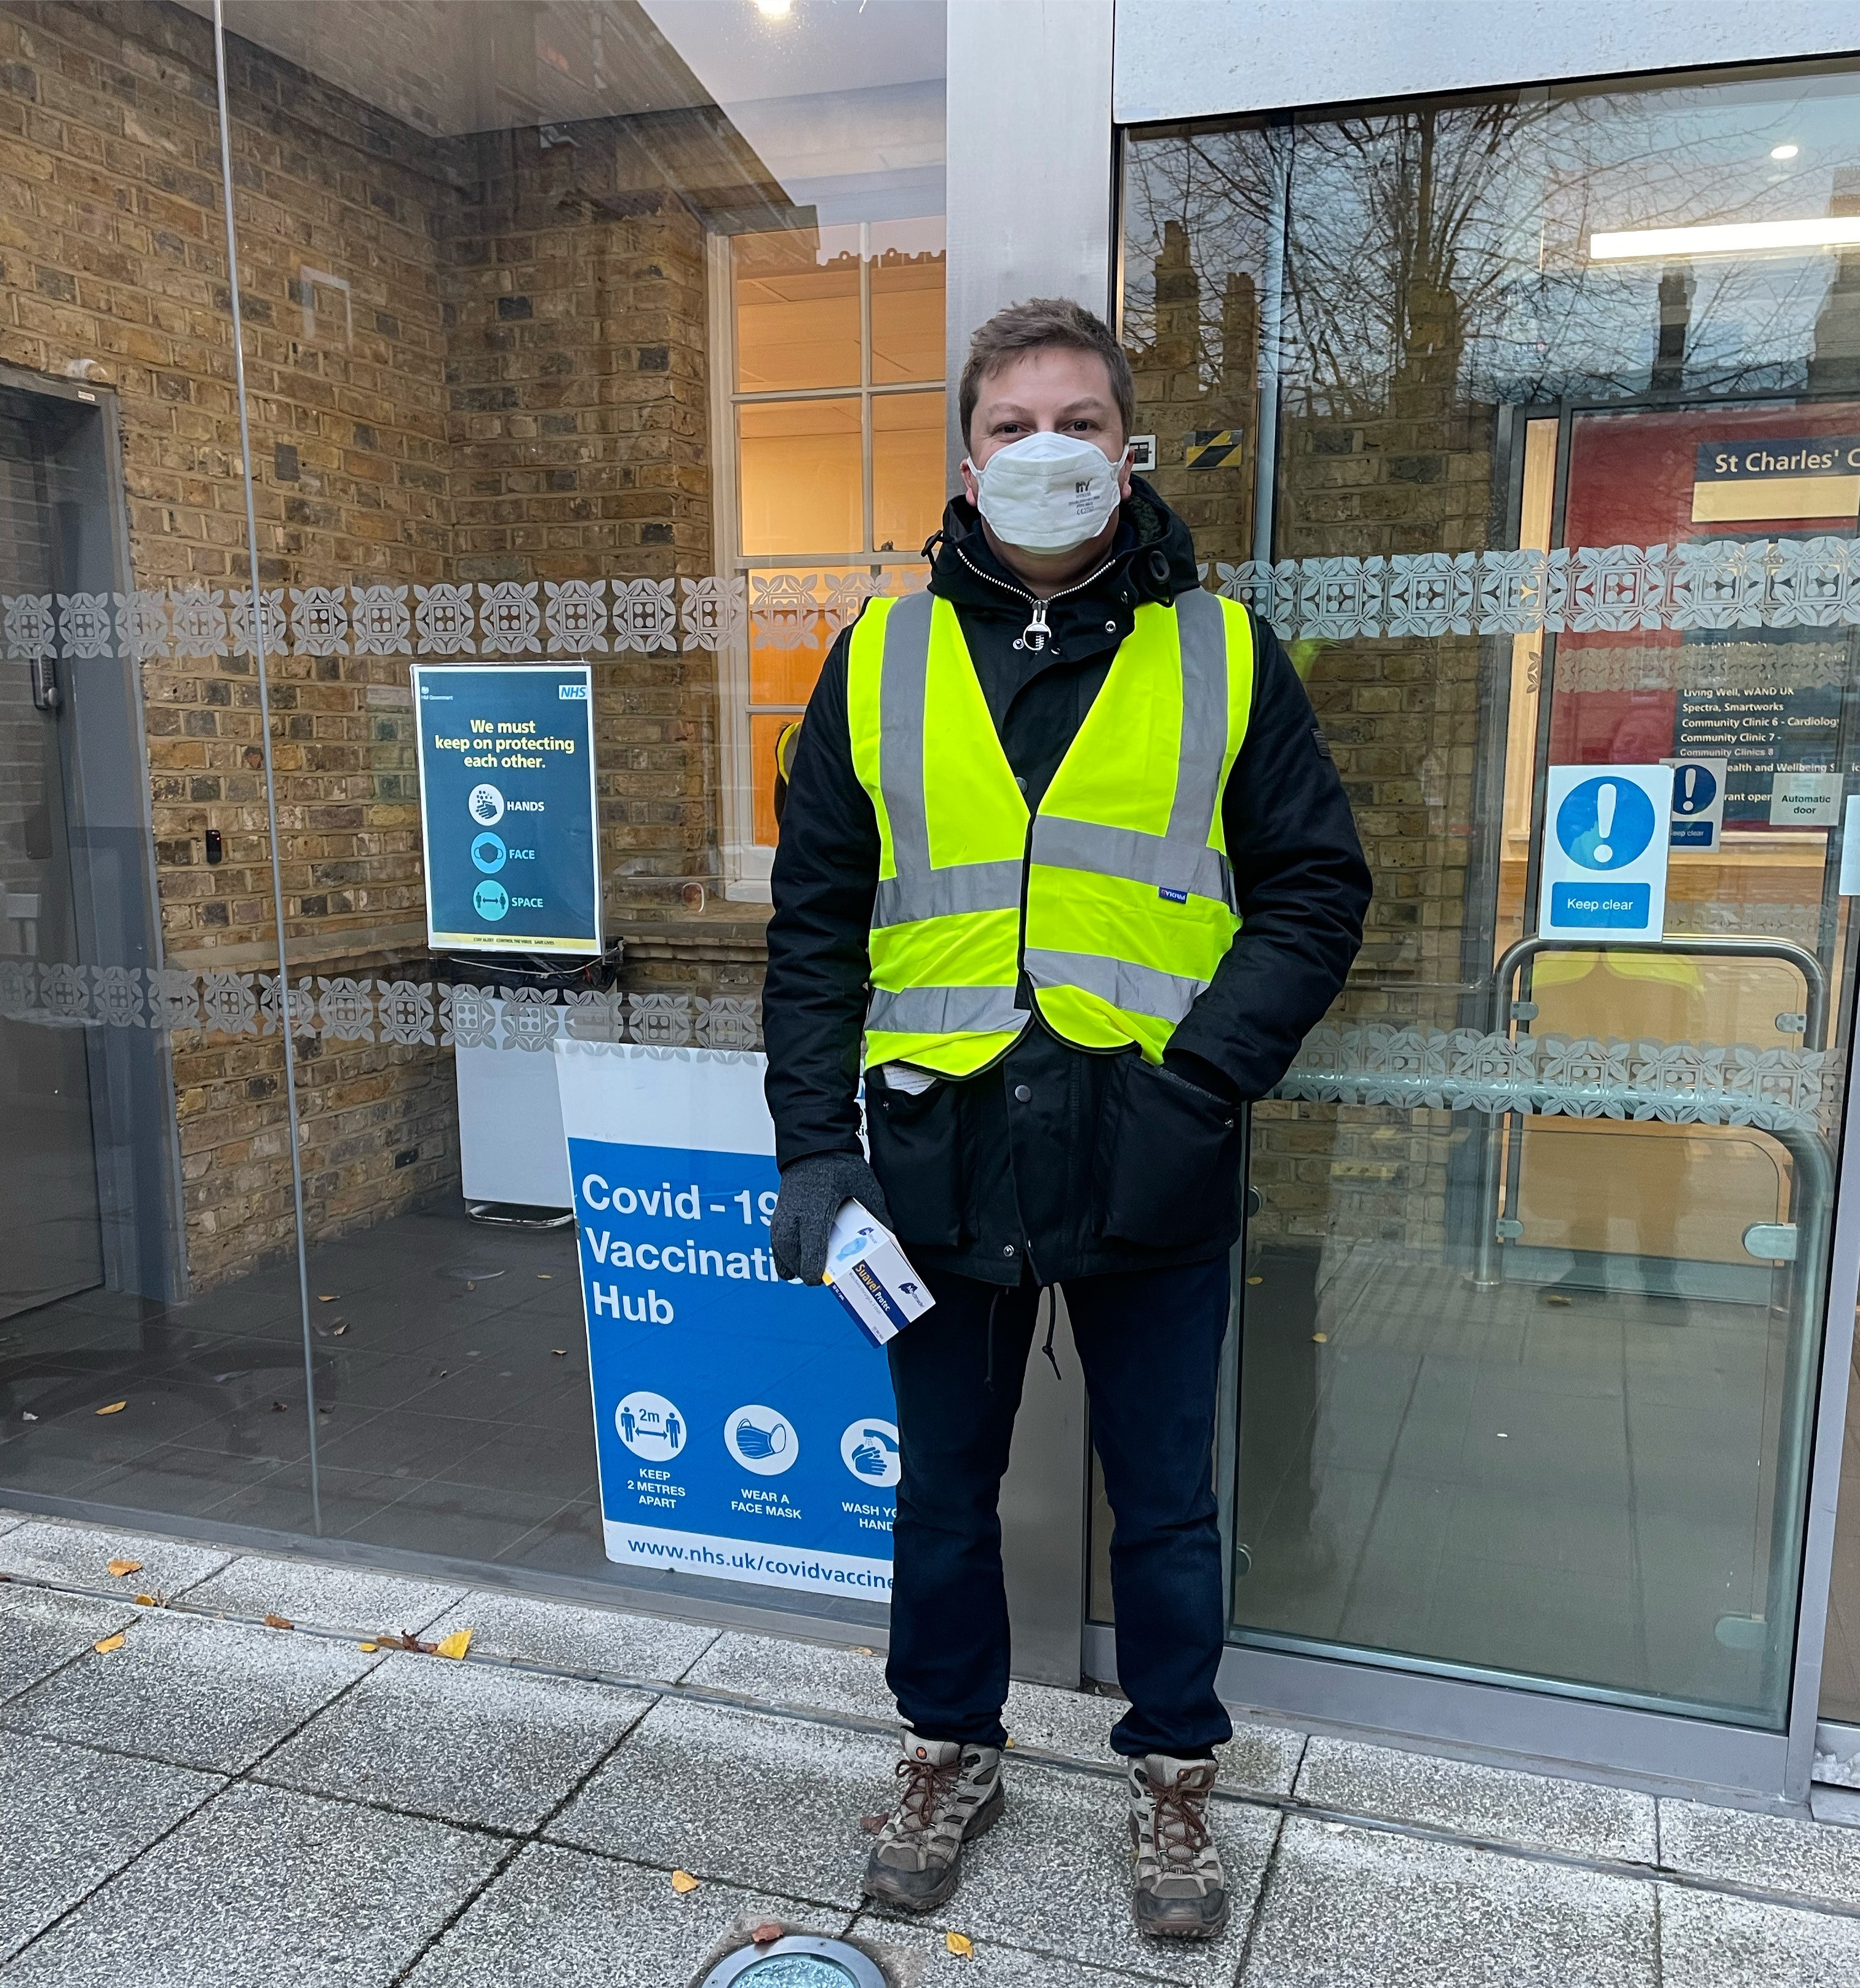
[1123,82,1858,414]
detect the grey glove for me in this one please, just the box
[769,1152,892,1286]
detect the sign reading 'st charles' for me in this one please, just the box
[411,663,600,955]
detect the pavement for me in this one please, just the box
[4,1511,1860,1986]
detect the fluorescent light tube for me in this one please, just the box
[1589,217,1860,261]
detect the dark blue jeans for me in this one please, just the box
[884,1258,1233,1760]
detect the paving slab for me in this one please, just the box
[685,1629,896,1722]
[421,1586,718,1682]
[404,1841,853,1988]
[1294,1736,1657,1862]
[0,1586,140,1705]
[1239,1816,1656,1987]
[183,1553,466,1637]
[1658,1881,1860,1986]
[548,1696,898,1909]
[1004,1680,1306,1796]
[0,1732,223,1962]
[0,1517,232,1597]
[0,1779,507,1988]
[1659,1797,1860,1907]
[1,1607,377,1773]
[0,1508,26,1533]
[873,1755,1276,1987]
[852,1909,1201,1984]
[260,1652,653,1830]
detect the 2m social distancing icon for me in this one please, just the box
[1538,765,1671,942]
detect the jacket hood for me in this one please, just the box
[926,475,1201,612]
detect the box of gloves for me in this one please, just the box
[823,1199,936,1347]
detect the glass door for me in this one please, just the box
[1121,58,1860,1732]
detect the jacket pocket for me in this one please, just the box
[1097,1056,1244,1252]
[867,1069,965,1249]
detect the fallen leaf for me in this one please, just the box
[264,1613,295,1631]
[20,1412,38,1422]
[751,1922,783,1946]
[434,1628,473,1660]
[92,1632,127,1654]
[1004,1736,1016,1748]
[271,1401,288,1413]
[107,1557,143,1578]
[1544,1294,1573,1308]
[669,1870,699,1894]
[1312,1332,1328,1343]
[377,1631,434,1653]
[358,1642,380,1652]
[133,1593,160,1606]
[851,1645,873,1657]
[945,1931,974,1958]
[1246,1275,1263,1286]
[95,1401,127,1416]
[319,1294,338,1303]
[551,1348,566,1357]
[537,1273,552,1280]
[331,1322,349,1337]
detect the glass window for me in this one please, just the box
[1121,58,1860,1730]
[0,0,944,1626]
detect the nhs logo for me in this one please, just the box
[558,682,589,700]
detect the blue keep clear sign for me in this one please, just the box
[552,1040,897,1600]
[411,663,599,954]
[1537,764,1671,942]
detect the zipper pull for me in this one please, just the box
[1014,597,1051,653]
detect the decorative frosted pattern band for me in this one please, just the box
[0,969,1834,1135]
[4,541,1860,661]
[1275,1024,1835,1137]
[0,967,760,1054]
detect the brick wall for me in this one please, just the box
[0,0,728,1287]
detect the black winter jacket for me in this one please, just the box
[762,482,1371,1286]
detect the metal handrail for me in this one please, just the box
[1471,934,1835,1706]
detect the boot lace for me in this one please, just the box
[1151,1778,1212,1866]
[894,1753,959,1837]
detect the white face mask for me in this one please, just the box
[964,431,1128,556]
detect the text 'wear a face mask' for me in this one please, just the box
[965,431,1129,556]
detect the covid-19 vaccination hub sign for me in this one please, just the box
[554,1040,899,1600]
[411,663,600,954]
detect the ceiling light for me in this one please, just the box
[755,0,792,15]
[1589,216,1860,261]
[1770,143,1800,160]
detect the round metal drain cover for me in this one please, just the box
[698,1934,884,1988]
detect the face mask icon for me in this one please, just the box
[734,1415,785,1460]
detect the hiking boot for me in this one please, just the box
[1128,1754,1229,1940]
[860,1735,1004,1913]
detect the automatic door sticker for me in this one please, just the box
[725,1404,800,1477]
[468,782,505,825]
[1554,776,1656,871]
[616,1390,686,1460]
[841,1418,901,1488]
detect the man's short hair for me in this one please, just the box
[958,298,1136,448]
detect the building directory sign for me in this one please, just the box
[411,662,600,954]
[1538,764,1672,941]
[554,1041,897,1601]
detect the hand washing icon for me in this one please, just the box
[725,1404,799,1477]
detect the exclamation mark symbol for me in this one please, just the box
[1682,766,1698,813]
[1594,781,1617,863]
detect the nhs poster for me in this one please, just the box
[411,662,600,955]
[554,1041,897,1599]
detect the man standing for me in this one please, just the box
[764,299,1369,1939]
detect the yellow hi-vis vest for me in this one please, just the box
[848,587,1254,1076]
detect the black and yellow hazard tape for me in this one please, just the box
[1184,429,1240,470]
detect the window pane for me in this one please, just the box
[734,226,862,393]
[738,399,862,555]
[750,614,832,707]
[872,392,947,554]
[870,217,947,383]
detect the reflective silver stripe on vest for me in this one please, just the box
[874,859,1024,929]
[866,984,1031,1037]
[1023,947,1209,1024]
[877,589,936,880]
[1028,818,1231,905]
